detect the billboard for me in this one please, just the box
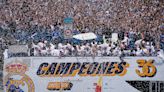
[3,57,164,92]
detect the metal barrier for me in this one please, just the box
[8,45,28,54]
[0,70,3,91]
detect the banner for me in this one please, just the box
[64,17,73,24]
[3,57,164,92]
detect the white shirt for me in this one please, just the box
[107,46,112,55]
[3,49,8,59]
[157,50,164,60]
[58,43,63,49]
[50,43,55,50]
[38,42,44,49]
[51,49,60,56]
[136,48,142,56]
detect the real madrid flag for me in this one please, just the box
[64,29,73,39]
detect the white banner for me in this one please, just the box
[3,57,164,92]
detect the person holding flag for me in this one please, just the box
[95,76,102,92]
[95,63,103,92]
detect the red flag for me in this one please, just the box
[95,85,101,92]
[95,76,102,92]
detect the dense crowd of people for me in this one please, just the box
[0,22,163,58]
[0,0,163,34]
[0,0,163,91]
[2,30,164,58]
[0,0,163,58]
[27,38,159,57]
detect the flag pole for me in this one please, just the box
[101,62,103,92]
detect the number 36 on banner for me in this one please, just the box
[136,59,157,77]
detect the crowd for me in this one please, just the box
[2,30,164,58]
[27,39,158,57]
[0,0,163,58]
[0,0,163,32]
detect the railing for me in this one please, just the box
[6,52,158,58]
[0,70,3,91]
